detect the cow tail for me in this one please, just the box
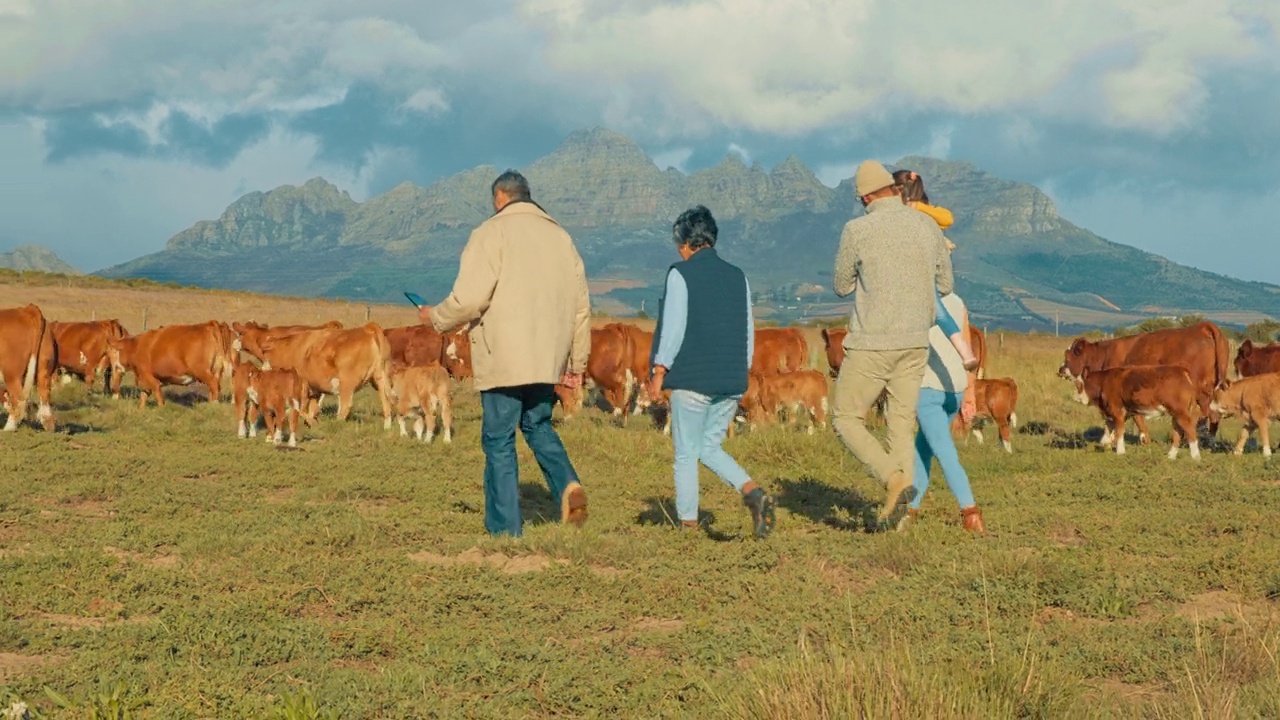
[1008,379,1019,428]
[371,330,392,392]
[1209,322,1229,387]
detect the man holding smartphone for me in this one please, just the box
[416,170,591,537]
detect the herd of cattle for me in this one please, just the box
[2,302,1280,459]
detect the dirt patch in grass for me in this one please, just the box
[34,611,152,630]
[103,545,181,568]
[1175,590,1249,622]
[1084,677,1168,704]
[808,558,892,594]
[264,487,296,503]
[1047,524,1087,548]
[632,617,685,633]
[408,547,569,575]
[0,652,60,680]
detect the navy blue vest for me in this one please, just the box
[652,248,750,396]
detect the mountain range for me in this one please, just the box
[0,244,79,275]
[99,128,1280,330]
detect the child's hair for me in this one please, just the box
[892,170,929,204]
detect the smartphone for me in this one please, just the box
[403,291,426,308]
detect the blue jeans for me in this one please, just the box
[935,293,961,336]
[480,384,580,537]
[911,388,976,510]
[670,390,752,522]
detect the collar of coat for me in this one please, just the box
[865,196,909,214]
[494,198,560,225]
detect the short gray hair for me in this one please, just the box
[491,170,532,201]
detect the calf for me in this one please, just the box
[249,367,308,447]
[1210,373,1280,456]
[957,378,1019,453]
[820,327,847,377]
[1233,340,1280,379]
[232,361,261,438]
[740,370,829,434]
[753,327,808,375]
[389,363,453,443]
[586,324,636,417]
[1073,365,1201,459]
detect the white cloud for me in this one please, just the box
[519,0,1278,135]
[0,118,390,272]
[401,88,449,116]
[651,147,693,172]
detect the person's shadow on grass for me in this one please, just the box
[636,497,736,541]
[772,476,880,533]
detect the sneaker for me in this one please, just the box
[742,488,776,539]
[879,471,913,521]
[895,508,919,533]
[561,482,588,528]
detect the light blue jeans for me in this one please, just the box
[911,388,976,510]
[670,389,752,522]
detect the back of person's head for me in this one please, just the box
[491,170,532,201]
[672,205,718,250]
[893,170,929,204]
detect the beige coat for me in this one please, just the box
[431,201,591,391]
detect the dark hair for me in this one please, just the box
[893,169,929,204]
[491,170,532,201]
[672,205,718,250]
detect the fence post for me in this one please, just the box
[365,305,371,323]
[142,306,149,332]
[999,332,1004,349]
[91,309,96,321]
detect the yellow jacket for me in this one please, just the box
[910,201,953,230]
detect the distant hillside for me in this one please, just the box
[100,128,1280,329]
[1,245,79,275]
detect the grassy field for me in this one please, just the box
[2,283,1280,718]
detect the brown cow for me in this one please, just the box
[611,323,655,416]
[1059,322,1228,434]
[585,324,636,417]
[1072,365,1201,459]
[384,324,473,379]
[740,370,829,434]
[1233,340,1280,379]
[958,378,1018,453]
[256,322,392,425]
[820,327,847,377]
[389,362,453,443]
[50,319,129,394]
[0,304,56,431]
[106,321,235,408]
[969,326,988,379]
[232,361,261,438]
[753,327,808,375]
[1211,373,1280,457]
[231,321,343,363]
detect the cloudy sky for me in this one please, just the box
[2,0,1278,282]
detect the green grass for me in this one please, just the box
[2,337,1279,718]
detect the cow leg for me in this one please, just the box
[205,372,222,404]
[998,416,1013,453]
[1110,413,1127,454]
[441,395,453,444]
[424,399,438,443]
[1179,413,1201,461]
[333,379,353,421]
[376,380,393,431]
[287,406,299,448]
[1233,422,1252,455]
[2,392,19,431]
[1132,415,1151,445]
[1260,419,1272,459]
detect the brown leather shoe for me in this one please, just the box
[961,506,986,536]
[561,482,588,528]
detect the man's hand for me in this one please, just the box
[648,367,666,402]
[960,399,977,423]
[416,305,433,326]
[560,371,583,389]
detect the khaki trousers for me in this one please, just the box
[831,348,929,485]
